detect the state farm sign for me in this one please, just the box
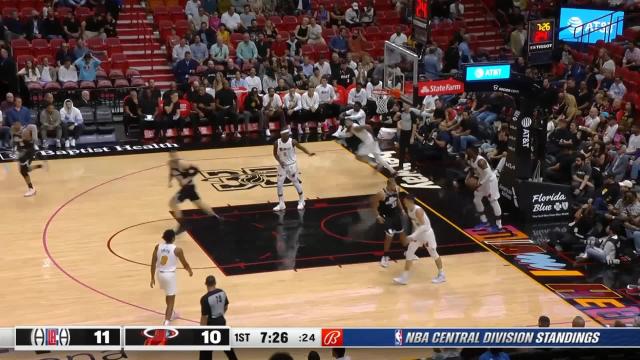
[418,78,465,96]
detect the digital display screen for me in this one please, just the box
[558,8,624,43]
[464,64,511,82]
[414,0,429,20]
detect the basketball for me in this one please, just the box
[465,176,479,189]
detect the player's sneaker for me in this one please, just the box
[380,256,390,268]
[170,310,179,321]
[234,132,241,138]
[331,126,344,138]
[56,139,61,148]
[473,222,490,230]
[64,139,70,148]
[297,200,305,210]
[70,138,76,147]
[432,273,446,284]
[265,129,271,137]
[575,253,588,262]
[24,188,36,197]
[273,203,286,212]
[487,225,503,233]
[393,275,408,285]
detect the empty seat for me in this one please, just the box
[11,38,31,58]
[95,106,113,124]
[80,81,96,89]
[31,39,50,57]
[97,79,112,88]
[113,78,130,87]
[79,107,95,124]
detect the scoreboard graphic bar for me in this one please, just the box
[231,328,321,348]
[124,326,230,351]
[14,326,121,351]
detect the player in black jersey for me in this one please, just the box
[371,177,405,267]
[13,124,47,197]
[168,151,220,235]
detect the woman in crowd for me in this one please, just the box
[263,19,279,40]
[295,17,310,43]
[209,11,221,30]
[18,60,41,84]
[314,4,330,27]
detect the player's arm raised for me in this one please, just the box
[371,191,385,224]
[293,140,315,156]
[150,244,158,288]
[175,247,193,277]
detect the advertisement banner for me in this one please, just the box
[558,8,624,44]
[417,78,464,96]
[517,181,571,221]
[527,19,555,65]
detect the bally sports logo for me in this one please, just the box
[321,329,344,346]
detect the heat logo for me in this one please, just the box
[142,328,179,346]
[321,329,344,346]
[395,329,403,346]
[31,328,71,346]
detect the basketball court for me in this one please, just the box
[0,141,596,358]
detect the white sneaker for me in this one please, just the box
[297,200,305,210]
[432,273,446,284]
[169,310,179,321]
[24,188,36,197]
[265,129,271,137]
[331,126,344,137]
[393,276,408,285]
[221,132,227,138]
[56,139,61,148]
[234,131,241,138]
[64,139,70,148]
[273,202,286,212]
[70,138,76,147]
[34,143,39,150]
[380,256,390,268]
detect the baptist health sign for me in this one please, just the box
[559,8,624,43]
[464,64,511,82]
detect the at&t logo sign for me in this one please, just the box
[31,328,71,346]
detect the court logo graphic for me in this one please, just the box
[395,329,403,346]
[321,329,344,346]
[200,166,293,192]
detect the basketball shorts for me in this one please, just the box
[356,141,381,158]
[18,148,36,173]
[475,178,500,200]
[157,271,177,296]
[277,163,298,181]
[383,212,404,237]
[406,228,437,261]
[177,183,200,202]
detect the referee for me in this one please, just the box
[199,275,238,360]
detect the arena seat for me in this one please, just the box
[36,54,55,66]
[11,39,31,58]
[31,39,50,58]
[80,81,96,89]
[44,82,61,91]
[16,54,34,68]
[153,6,171,23]
[74,6,93,22]
[62,81,79,90]
[168,6,184,22]
[106,38,123,55]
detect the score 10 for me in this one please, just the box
[231,328,321,348]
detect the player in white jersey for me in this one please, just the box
[393,194,445,285]
[465,145,503,232]
[150,229,193,325]
[273,128,315,211]
[345,118,396,175]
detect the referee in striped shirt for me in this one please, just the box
[199,275,238,360]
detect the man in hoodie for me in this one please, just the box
[39,103,62,148]
[60,99,84,148]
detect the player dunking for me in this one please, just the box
[13,123,47,197]
[372,177,404,267]
[272,128,315,211]
[394,194,445,285]
[345,118,396,175]
[465,146,503,232]
[150,229,193,325]
[168,151,219,235]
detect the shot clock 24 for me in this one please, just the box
[527,19,555,64]
[231,328,321,348]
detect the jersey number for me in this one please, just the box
[160,255,168,265]
[215,294,223,304]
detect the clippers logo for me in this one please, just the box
[200,166,293,192]
[142,328,179,346]
[395,329,403,346]
[321,329,344,346]
[31,328,71,346]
